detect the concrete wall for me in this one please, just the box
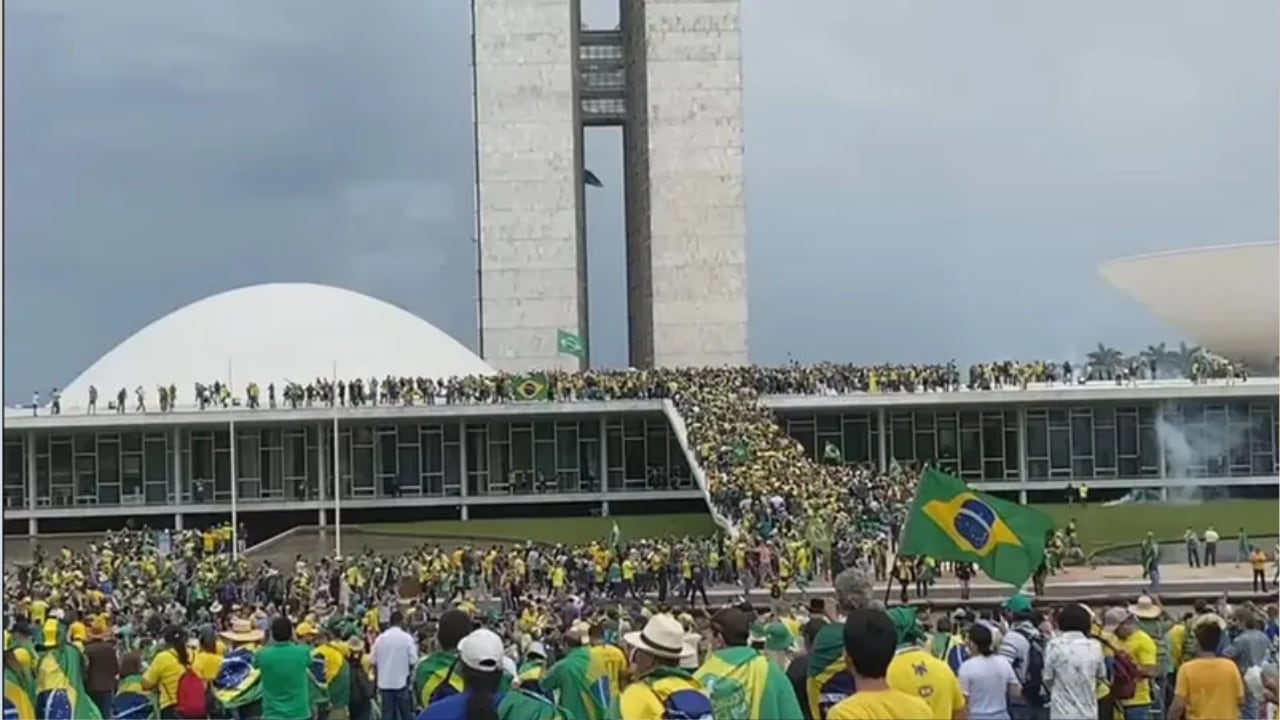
[622,0,749,368]
[474,0,586,373]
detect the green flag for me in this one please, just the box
[899,469,1053,587]
[822,441,843,465]
[557,329,586,359]
[732,439,751,464]
[608,520,621,549]
[513,373,550,402]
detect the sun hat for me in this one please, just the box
[679,633,702,670]
[1129,595,1162,620]
[458,629,506,672]
[526,641,548,660]
[220,618,265,644]
[624,614,687,660]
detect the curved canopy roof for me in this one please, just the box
[60,283,493,406]
[1100,242,1279,368]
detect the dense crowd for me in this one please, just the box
[5,528,1278,720]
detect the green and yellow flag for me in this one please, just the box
[513,373,550,402]
[34,641,103,720]
[557,329,587,359]
[899,469,1053,588]
[4,665,36,720]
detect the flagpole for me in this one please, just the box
[229,417,238,559]
[332,360,341,557]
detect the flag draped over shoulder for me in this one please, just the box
[805,623,854,720]
[212,649,262,709]
[34,643,102,720]
[696,646,803,720]
[314,643,352,710]
[899,469,1054,587]
[113,674,156,720]
[4,666,36,720]
[414,651,463,709]
[541,645,609,720]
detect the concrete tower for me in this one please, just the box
[472,0,747,372]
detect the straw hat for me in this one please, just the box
[624,614,686,660]
[220,619,264,644]
[1129,595,1162,620]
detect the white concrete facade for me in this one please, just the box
[622,0,748,367]
[473,0,588,373]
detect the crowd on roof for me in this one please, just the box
[4,526,1277,720]
[25,346,1254,417]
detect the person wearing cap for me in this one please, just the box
[1168,618,1244,720]
[1101,607,1158,720]
[695,607,804,720]
[883,607,964,720]
[543,620,611,720]
[614,614,713,720]
[417,629,565,720]
[515,641,549,698]
[763,622,796,671]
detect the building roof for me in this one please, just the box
[57,283,493,410]
[1099,242,1279,368]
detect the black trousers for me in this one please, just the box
[1253,569,1269,592]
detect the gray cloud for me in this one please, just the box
[4,0,1276,399]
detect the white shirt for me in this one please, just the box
[1204,529,1220,543]
[1042,631,1105,720]
[370,625,418,690]
[959,654,1018,718]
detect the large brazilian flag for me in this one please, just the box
[899,469,1054,587]
[213,649,263,709]
[113,674,155,720]
[34,643,102,720]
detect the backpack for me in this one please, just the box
[174,664,209,719]
[349,659,374,708]
[1107,644,1140,701]
[1016,629,1049,707]
[656,686,714,720]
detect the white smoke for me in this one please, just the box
[1155,401,1253,503]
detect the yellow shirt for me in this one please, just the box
[828,688,934,720]
[28,601,47,625]
[591,644,629,701]
[1117,630,1158,707]
[615,673,707,720]
[142,649,186,709]
[886,648,965,720]
[1174,657,1243,720]
[193,650,223,682]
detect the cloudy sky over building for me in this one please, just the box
[5,0,1276,400]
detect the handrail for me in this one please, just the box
[660,399,739,540]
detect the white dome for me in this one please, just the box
[1099,242,1280,368]
[61,283,493,403]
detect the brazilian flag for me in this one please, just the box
[212,649,262,710]
[4,665,35,720]
[899,469,1053,587]
[513,373,549,402]
[34,641,102,720]
[113,674,155,720]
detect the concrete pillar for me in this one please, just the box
[1017,407,1029,498]
[1156,414,1167,479]
[28,517,37,536]
[25,431,37,512]
[461,505,469,521]
[876,408,887,472]
[171,426,183,505]
[174,513,184,531]
[599,417,609,495]
[459,420,469,519]
[601,500,610,517]
[317,423,328,527]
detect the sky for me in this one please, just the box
[4,0,1277,400]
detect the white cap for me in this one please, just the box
[527,641,548,659]
[458,629,505,672]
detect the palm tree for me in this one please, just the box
[1174,341,1202,378]
[1140,342,1176,378]
[1086,343,1123,374]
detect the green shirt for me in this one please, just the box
[255,641,315,720]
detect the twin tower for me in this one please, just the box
[472,0,748,372]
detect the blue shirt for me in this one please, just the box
[417,691,502,720]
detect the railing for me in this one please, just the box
[661,399,739,540]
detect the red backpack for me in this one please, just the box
[1107,644,1140,701]
[174,662,209,719]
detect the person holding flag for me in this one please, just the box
[695,607,804,720]
[35,619,102,720]
[542,622,611,720]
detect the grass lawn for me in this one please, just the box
[360,513,718,545]
[1033,499,1279,552]
[357,501,1278,552]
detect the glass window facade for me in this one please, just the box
[885,409,1019,481]
[784,412,880,468]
